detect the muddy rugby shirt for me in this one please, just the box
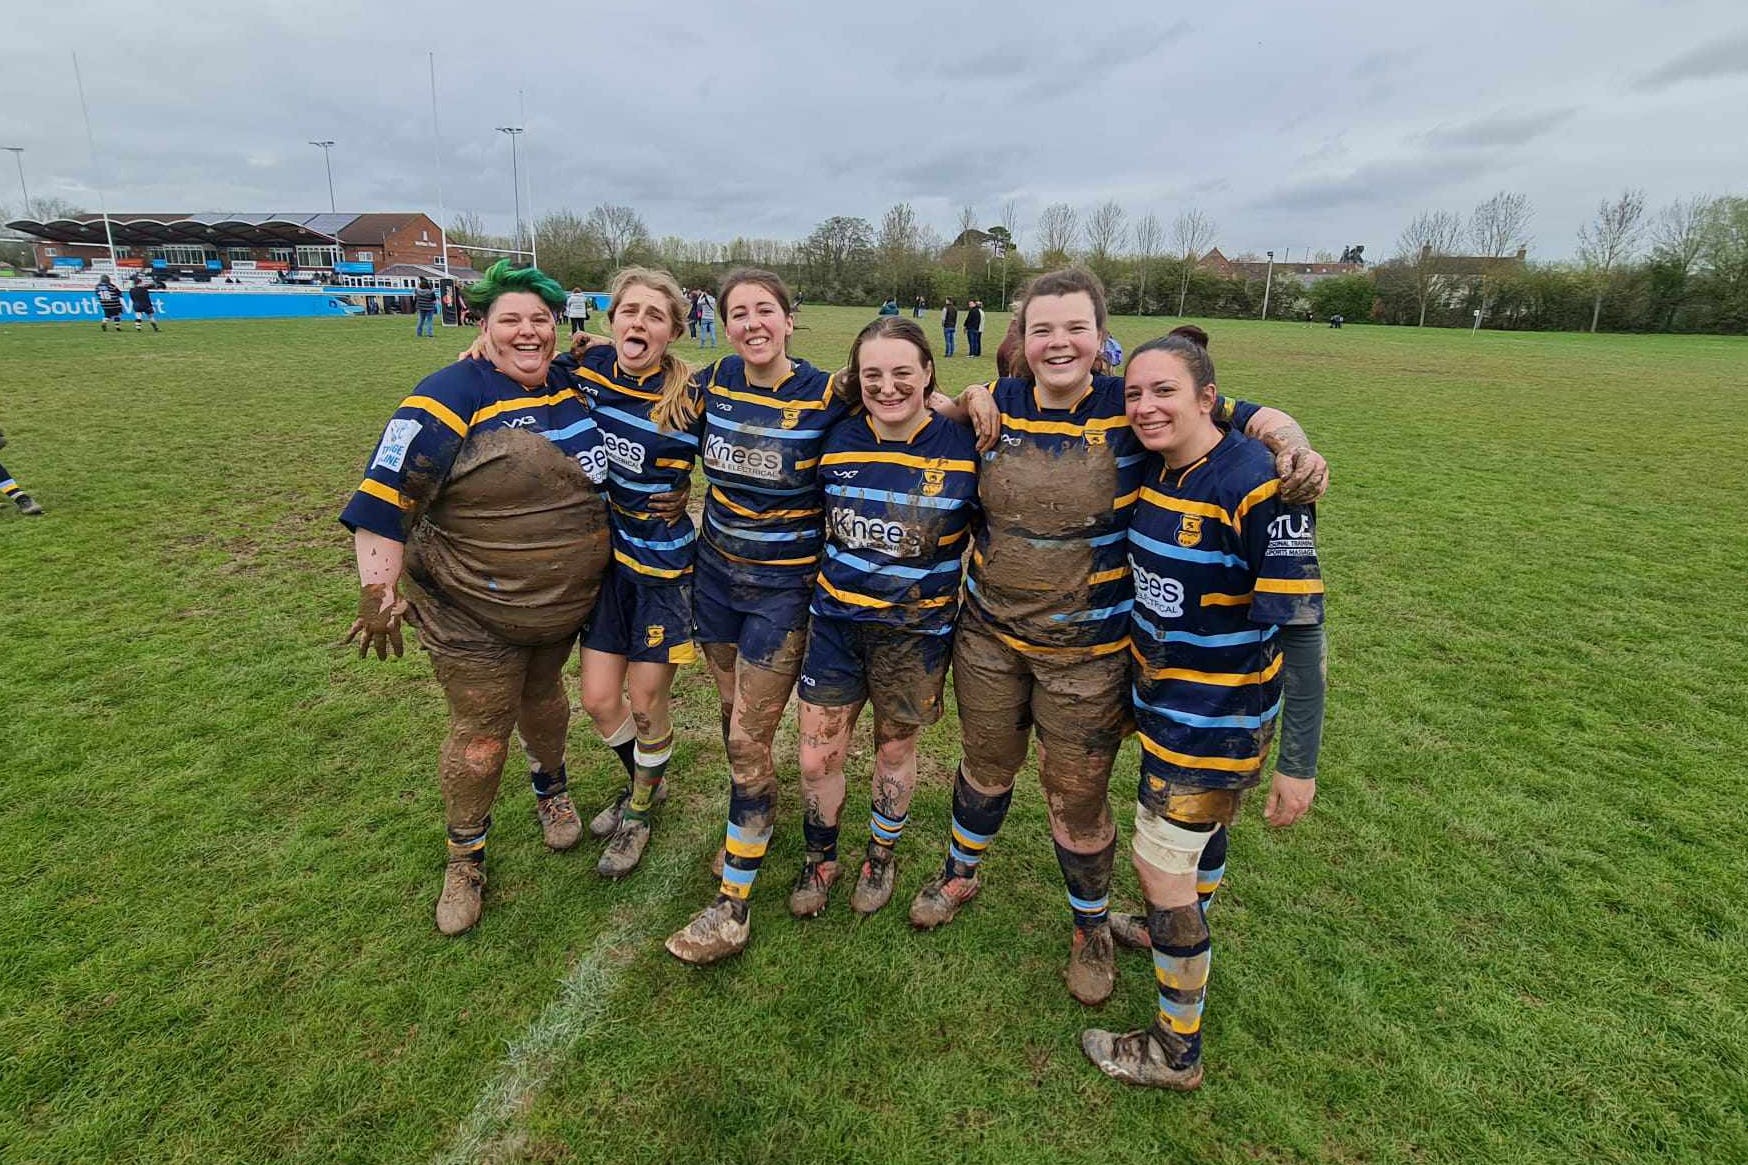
[811,412,979,633]
[966,376,1260,658]
[565,346,699,585]
[694,355,852,586]
[340,358,610,645]
[1128,429,1323,790]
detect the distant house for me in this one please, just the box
[1196,248,1367,286]
[1420,245,1530,307]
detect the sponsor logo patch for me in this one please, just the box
[1131,559,1185,618]
[921,467,946,496]
[1176,514,1203,548]
[373,418,421,472]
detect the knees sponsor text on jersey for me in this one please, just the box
[603,430,647,474]
[704,432,784,482]
[829,506,924,557]
[1131,558,1185,618]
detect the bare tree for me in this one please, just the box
[1037,202,1079,267]
[1132,212,1163,315]
[995,198,1022,308]
[1577,188,1647,333]
[1394,209,1463,326]
[1652,195,1713,279]
[954,204,979,278]
[877,202,923,296]
[584,203,651,267]
[1469,190,1533,258]
[1171,208,1216,316]
[1082,200,1128,276]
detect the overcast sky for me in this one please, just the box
[3,0,1745,261]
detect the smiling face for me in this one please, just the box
[610,283,682,374]
[1022,291,1102,402]
[856,335,933,435]
[1124,348,1220,465]
[482,291,557,387]
[724,282,793,376]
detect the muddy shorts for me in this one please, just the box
[582,564,698,665]
[951,609,1133,755]
[407,580,581,667]
[1138,778,1245,828]
[797,616,950,729]
[693,543,811,672]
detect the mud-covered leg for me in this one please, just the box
[1040,737,1120,1005]
[519,640,581,851]
[853,719,921,915]
[431,652,525,935]
[598,661,680,878]
[792,700,859,917]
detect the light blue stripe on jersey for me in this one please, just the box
[711,415,822,441]
[597,405,699,444]
[706,475,820,498]
[1132,606,1277,647]
[824,544,962,581]
[1130,527,1249,569]
[618,529,697,551]
[1135,686,1283,730]
[1115,452,1148,467]
[1052,599,1134,623]
[544,418,597,442]
[608,473,670,493]
[707,515,803,543]
[824,485,963,510]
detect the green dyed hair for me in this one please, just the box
[461,258,567,316]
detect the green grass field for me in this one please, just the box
[3,306,1745,1164]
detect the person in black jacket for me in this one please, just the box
[128,277,161,333]
[941,298,958,357]
[414,279,438,337]
[964,299,984,357]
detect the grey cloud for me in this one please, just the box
[1633,30,1748,91]
[1424,108,1575,149]
[1249,152,1500,213]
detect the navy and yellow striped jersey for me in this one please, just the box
[339,358,607,543]
[695,355,853,586]
[1128,429,1324,791]
[964,375,1148,657]
[566,345,698,585]
[811,412,980,633]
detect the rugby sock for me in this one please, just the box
[446,819,490,865]
[600,715,637,781]
[717,785,774,919]
[868,806,908,857]
[944,766,1013,879]
[1054,837,1115,930]
[0,477,20,500]
[1196,825,1229,914]
[529,763,568,800]
[1147,903,1211,1070]
[625,730,673,823]
[802,814,839,864]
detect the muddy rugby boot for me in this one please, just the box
[908,870,981,929]
[665,899,750,965]
[850,848,898,916]
[534,793,583,851]
[597,819,651,879]
[13,493,43,516]
[1080,1027,1204,1091]
[1065,924,1117,1006]
[788,859,840,919]
[435,859,486,936]
[1109,912,1151,951]
[588,783,668,839]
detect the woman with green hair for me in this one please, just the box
[339,260,611,936]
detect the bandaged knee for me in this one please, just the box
[1132,805,1218,875]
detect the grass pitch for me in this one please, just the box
[2,307,1745,1164]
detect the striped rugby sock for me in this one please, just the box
[0,477,19,498]
[868,806,908,855]
[601,715,637,781]
[529,763,567,799]
[718,785,775,911]
[802,814,839,864]
[1147,903,1211,1070]
[944,766,1013,879]
[1054,837,1115,930]
[626,730,673,822]
[446,820,490,865]
[1197,825,1229,914]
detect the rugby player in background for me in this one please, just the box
[557,268,700,879]
[917,269,1327,1006]
[341,261,610,935]
[787,317,979,919]
[1082,325,1325,1090]
[0,428,44,515]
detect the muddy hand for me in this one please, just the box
[570,332,606,360]
[962,384,1000,453]
[1263,772,1316,827]
[457,334,492,363]
[647,481,690,522]
[1274,444,1329,504]
[345,582,409,660]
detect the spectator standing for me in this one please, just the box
[941,298,958,357]
[964,299,984,357]
[697,289,717,347]
[565,287,593,335]
[913,295,925,318]
[128,277,162,333]
[688,289,702,339]
[413,279,438,337]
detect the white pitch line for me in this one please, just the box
[431,807,713,1165]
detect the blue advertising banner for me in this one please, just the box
[333,261,376,274]
[0,288,377,323]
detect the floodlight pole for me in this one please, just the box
[71,53,118,270]
[1260,249,1275,320]
[309,141,336,213]
[497,127,524,260]
[2,147,29,219]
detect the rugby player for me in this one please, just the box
[340,260,611,935]
[559,268,700,879]
[915,269,1327,1007]
[1081,324,1325,1090]
[0,429,44,515]
[788,317,979,918]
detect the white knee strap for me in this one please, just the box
[1132,805,1216,875]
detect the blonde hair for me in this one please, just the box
[607,266,698,432]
